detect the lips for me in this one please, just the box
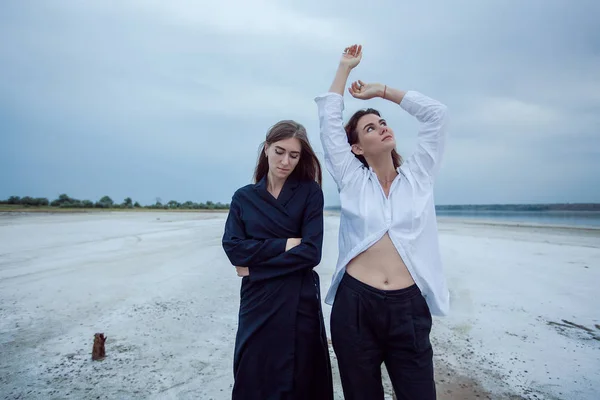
[382,135,393,142]
[277,167,290,173]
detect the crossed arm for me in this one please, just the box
[222,187,324,281]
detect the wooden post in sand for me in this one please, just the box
[91,333,107,361]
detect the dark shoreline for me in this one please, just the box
[327,203,600,212]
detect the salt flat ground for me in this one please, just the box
[0,212,598,400]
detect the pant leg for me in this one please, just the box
[330,276,386,400]
[384,293,436,400]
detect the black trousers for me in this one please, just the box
[330,272,436,400]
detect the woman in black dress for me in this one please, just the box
[222,120,333,400]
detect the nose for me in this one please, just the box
[380,126,388,135]
[281,155,290,166]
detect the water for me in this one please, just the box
[435,210,600,228]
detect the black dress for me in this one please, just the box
[222,176,334,400]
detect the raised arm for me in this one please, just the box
[315,44,364,189]
[349,80,448,183]
[400,91,448,182]
[247,183,324,281]
[222,194,288,266]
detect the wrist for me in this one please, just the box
[285,237,301,251]
[377,83,386,98]
[337,63,352,74]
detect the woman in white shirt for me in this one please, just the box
[314,44,449,400]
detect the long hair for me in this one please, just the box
[253,120,322,187]
[344,108,403,169]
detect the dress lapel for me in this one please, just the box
[254,175,299,216]
[277,176,299,208]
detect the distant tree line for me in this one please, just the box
[0,194,229,210]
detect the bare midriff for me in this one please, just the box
[346,232,415,290]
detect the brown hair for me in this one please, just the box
[344,108,402,169]
[253,120,322,187]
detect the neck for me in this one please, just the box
[266,171,286,197]
[367,153,397,183]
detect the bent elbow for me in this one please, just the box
[436,104,448,122]
[221,238,234,255]
[221,240,243,265]
[307,246,323,267]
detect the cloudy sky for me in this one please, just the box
[1,0,599,206]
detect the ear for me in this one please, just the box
[264,144,269,157]
[351,143,364,156]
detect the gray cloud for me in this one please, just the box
[1,0,599,206]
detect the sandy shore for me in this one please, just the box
[1,211,598,399]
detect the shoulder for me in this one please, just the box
[297,180,324,206]
[338,164,369,192]
[231,184,255,202]
[297,179,322,195]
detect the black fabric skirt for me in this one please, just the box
[232,269,333,400]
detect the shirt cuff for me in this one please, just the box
[314,92,343,102]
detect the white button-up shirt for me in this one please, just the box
[315,90,450,316]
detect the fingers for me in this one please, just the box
[351,80,364,92]
[349,80,369,99]
[348,80,360,98]
[343,44,362,57]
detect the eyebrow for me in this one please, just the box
[275,145,300,154]
[363,119,386,131]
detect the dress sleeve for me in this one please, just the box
[222,193,287,266]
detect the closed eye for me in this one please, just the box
[275,147,300,159]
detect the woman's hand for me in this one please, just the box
[330,44,362,95]
[339,44,362,70]
[348,80,384,100]
[235,266,249,277]
[285,238,302,251]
